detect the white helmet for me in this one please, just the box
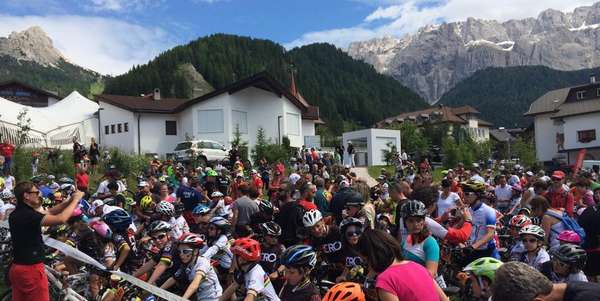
[156,201,175,217]
[519,225,545,240]
[303,209,323,227]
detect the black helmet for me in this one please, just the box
[260,221,282,237]
[551,243,587,270]
[400,200,428,219]
[345,191,364,207]
[340,217,363,233]
[280,244,317,269]
[259,200,274,216]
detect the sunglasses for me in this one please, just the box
[179,248,194,255]
[152,233,167,241]
[522,238,539,243]
[346,230,362,237]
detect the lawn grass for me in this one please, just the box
[368,165,445,184]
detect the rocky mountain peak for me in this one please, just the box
[0,26,65,67]
[347,2,600,103]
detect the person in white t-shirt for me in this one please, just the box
[3,173,15,192]
[437,179,461,217]
[494,175,513,212]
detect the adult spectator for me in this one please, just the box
[177,178,204,223]
[298,182,317,211]
[72,137,85,167]
[313,177,330,215]
[275,182,305,247]
[530,196,565,250]
[89,137,100,173]
[75,167,89,193]
[494,175,513,213]
[491,261,600,301]
[330,177,353,223]
[0,139,15,175]
[347,141,355,167]
[231,183,259,235]
[547,170,574,217]
[437,179,460,217]
[95,170,126,198]
[469,167,485,183]
[9,181,83,301]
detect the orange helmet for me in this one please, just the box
[323,282,365,301]
[231,237,261,261]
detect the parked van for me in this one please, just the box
[174,140,228,166]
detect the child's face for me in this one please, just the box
[552,258,570,276]
[178,245,196,264]
[522,234,541,252]
[284,266,304,286]
[264,235,278,245]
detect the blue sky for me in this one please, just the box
[0,0,597,75]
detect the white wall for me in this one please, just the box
[302,120,316,137]
[343,129,401,166]
[282,98,303,148]
[48,97,60,106]
[562,112,600,150]
[186,94,231,147]
[534,114,562,162]
[99,102,136,153]
[139,114,182,155]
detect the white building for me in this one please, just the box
[96,72,321,156]
[342,128,401,166]
[525,76,600,164]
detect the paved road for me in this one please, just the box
[351,167,377,187]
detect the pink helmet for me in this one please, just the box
[557,230,581,245]
[89,220,113,239]
[71,207,83,217]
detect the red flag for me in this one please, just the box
[573,148,587,173]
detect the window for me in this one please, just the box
[577,129,596,143]
[165,120,177,135]
[197,109,224,133]
[104,125,109,135]
[111,124,115,134]
[576,91,586,100]
[286,112,300,136]
[124,122,129,132]
[211,142,224,150]
[117,123,122,133]
[232,110,248,134]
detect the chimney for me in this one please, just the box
[591,74,596,84]
[153,88,161,100]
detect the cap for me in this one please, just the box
[526,171,534,177]
[551,170,566,180]
[138,181,149,187]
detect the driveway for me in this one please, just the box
[351,167,377,187]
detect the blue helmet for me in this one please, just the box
[280,244,317,269]
[103,209,132,232]
[192,204,211,215]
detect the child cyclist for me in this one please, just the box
[508,214,533,261]
[541,243,588,283]
[161,233,223,301]
[462,257,504,301]
[278,245,320,301]
[518,224,550,271]
[222,238,281,301]
[258,221,286,290]
[134,220,176,285]
[322,282,365,301]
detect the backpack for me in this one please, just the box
[546,210,586,245]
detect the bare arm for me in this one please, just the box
[378,290,399,301]
[113,244,130,271]
[133,259,156,277]
[220,282,239,301]
[147,262,169,285]
[183,271,205,299]
[41,191,83,226]
[471,227,495,250]
[426,260,439,278]
[160,277,176,290]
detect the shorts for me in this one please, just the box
[584,251,600,276]
[9,262,49,301]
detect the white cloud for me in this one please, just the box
[0,14,174,75]
[287,0,598,48]
[88,0,164,12]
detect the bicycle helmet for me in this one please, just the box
[206,170,218,177]
[231,237,261,262]
[280,244,317,269]
[42,197,54,208]
[345,191,365,207]
[260,221,282,237]
[58,177,74,184]
[61,183,75,194]
[192,204,211,215]
[509,214,532,228]
[177,233,204,249]
[103,209,132,232]
[400,199,428,218]
[156,201,175,217]
[140,195,154,211]
[340,217,364,232]
[148,220,171,234]
[461,180,486,193]
[557,230,582,245]
[209,216,231,231]
[323,282,365,301]
[47,224,68,237]
[89,220,113,239]
[0,190,13,200]
[303,209,323,227]
[258,200,274,215]
[210,191,224,198]
[463,257,503,282]
[519,224,545,240]
[551,243,587,270]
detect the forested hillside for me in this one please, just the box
[438,66,600,127]
[104,34,427,133]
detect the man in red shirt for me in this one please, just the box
[75,168,89,193]
[250,169,263,192]
[546,170,574,217]
[298,182,317,211]
[0,139,15,175]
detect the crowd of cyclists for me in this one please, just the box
[2,143,600,301]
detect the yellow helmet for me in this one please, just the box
[140,195,155,211]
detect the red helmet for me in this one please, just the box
[231,237,261,261]
[177,233,204,248]
[509,214,532,228]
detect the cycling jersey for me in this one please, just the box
[402,235,440,266]
[469,201,496,251]
[311,225,344,264]
[173,256,222,301]
[151,241,175,266]
[237,264,280,301]
[278,280,320,301]
[112,229,142,273]
[201,234,233,269]
[259,243,285,274]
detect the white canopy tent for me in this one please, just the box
[0,91,99,148]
